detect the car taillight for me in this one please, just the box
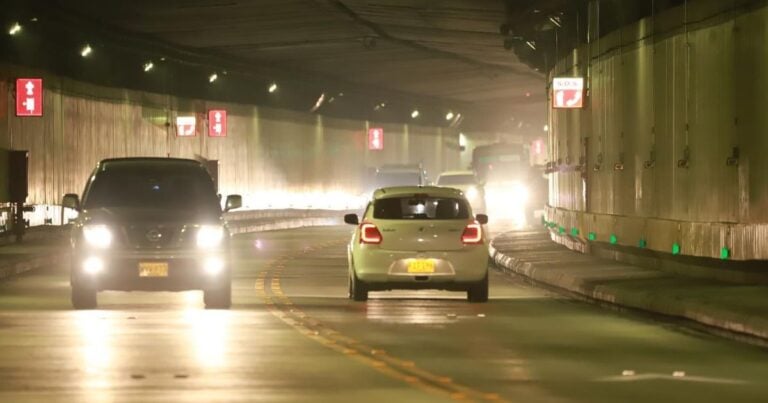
[461,222,483,244]
[360,223,383,244]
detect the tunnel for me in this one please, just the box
[0,1,767,402]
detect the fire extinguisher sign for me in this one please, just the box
[552,77,584,109]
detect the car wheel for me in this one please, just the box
[467,273,489,303]
[204,283,232,309]
[350,271,368,302]
[71,284,98,309]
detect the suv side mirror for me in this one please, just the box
[62,194,80,211]
[476,214,488,225]
[224,195,242,212]
[344,214,359,225]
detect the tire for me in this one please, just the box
[71,284,98,309]
[349,271,368,302]
[204,283,232,309]
[467,273,489,303]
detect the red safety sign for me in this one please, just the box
[208,109,227,137]
[176,116,197,137]
[552,77,584,109]
[368,127,384,151]
[15,78,43,117]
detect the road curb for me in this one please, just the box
[489,240,768,342]
[0,253,69,281]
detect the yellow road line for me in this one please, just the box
[256,240,509,402]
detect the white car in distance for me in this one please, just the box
[345,186,489,302]
[436,170,485,213]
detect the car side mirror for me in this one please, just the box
[62,194,80,211]
[476,214,488,225]
[344,214,359,225]
[224,194,242,212]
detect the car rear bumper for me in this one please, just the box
[71,250,230,292]
[351,245,489,286]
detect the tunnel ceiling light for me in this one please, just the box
[445,111,455,120]
[8,22,21,36]
[525,40,536,51]
[543,124,549,132]
[143,61,154,72]
[548,16,562,28]
[268,82,278,93]
[411,109,420,119]
[208,73,218,83]
[80,44,92,57]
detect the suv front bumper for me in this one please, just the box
[71,249,230,292]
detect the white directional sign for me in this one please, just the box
[176,116,197,137]
[552,77,584,109]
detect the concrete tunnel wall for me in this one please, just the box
[0,64,461,225]
[546,1,768,260]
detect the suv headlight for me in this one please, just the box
[83,225,113,249]
[197,225,225,248]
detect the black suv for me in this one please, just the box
[62,158,241,309]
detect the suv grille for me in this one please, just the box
[121,225,185,249]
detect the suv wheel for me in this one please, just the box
[71,284,98,309]
[349,271,368,302]
[467,273,489,303]
[204,283,232,309]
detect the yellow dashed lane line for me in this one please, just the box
[255,240,509,402]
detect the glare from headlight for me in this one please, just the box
[466,186,479,200]
[197,225,225,248]
[83,225,112,249]
[203,257,225,275]
[83,256,104,274]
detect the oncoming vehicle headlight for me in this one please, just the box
[83,225,113,249]
[466,186,479,201]
[197,225,225,248]
[510,184,529,202]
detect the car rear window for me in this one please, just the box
[373,197,470,220]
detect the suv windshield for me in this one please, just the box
[437,174,476,186]
[82,165,220,214]
[373,197,470,220]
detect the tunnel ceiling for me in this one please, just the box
[4,0,578,130]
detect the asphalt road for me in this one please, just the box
[0,226,767,402]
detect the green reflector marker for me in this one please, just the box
[609,234,618,244]
[571,228,580,236]
[638,239,647,249]
[588,232,597,241]
[672,243,681,255]
[720,247,730,260]
[558,226,566,234]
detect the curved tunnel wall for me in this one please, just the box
[0,65,459,223]
[547,1,768,260]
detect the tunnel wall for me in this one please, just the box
[0,65,460,222]
[547,1,768,260]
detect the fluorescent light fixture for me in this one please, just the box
[80,44,92,57]
[525,40,536,50]
[548,16,562,28]
[8,22,21,35]
[268,82,278,93]
[208,73,218,83]
[143,61,154,72]
[445,111,455,120]
[411,109,420,119]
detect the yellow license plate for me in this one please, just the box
[407,259,435,274]
[139,262,169,277]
